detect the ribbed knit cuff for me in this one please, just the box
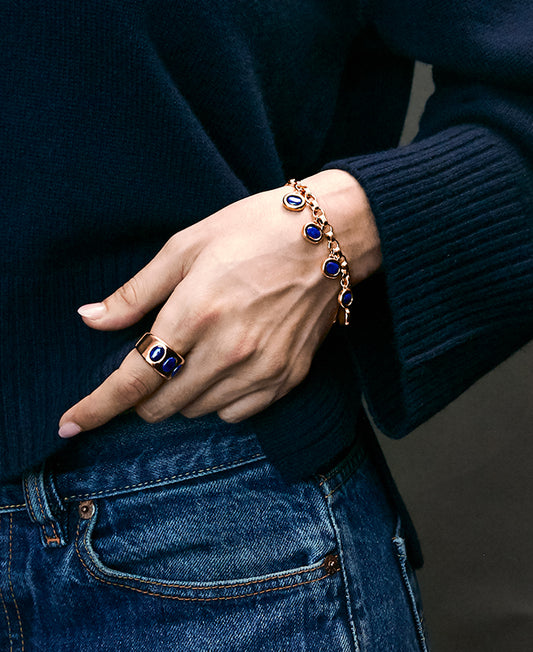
[322,124,533,438]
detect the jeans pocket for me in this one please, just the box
[392,515,431,652]
[74,458,340,601]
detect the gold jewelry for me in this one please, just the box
[135,332,185,380]
[283,179,353,325]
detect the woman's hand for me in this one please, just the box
[58,169,381,438]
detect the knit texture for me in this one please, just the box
[322,0,533,442]
[323,126,532,441]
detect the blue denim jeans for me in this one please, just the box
[0,413,430,651]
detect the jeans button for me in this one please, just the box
[78,500,95,519]
[324,553,341,575]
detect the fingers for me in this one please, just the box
[133,324,257,423]
[183,357,310,423]
[217,389,278,423]
[58,349,164,436]
[139,354,298,424]
[136,367,253,423]
[134,316,313,424]
[77,235,187,331]
[59,275,208,436]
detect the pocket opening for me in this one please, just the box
[73,464,341,602]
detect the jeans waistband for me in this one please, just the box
[0,412,268,514]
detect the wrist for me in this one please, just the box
[300,169,382,282]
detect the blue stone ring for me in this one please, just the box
[135,332,185,380]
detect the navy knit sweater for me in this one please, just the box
[1,2,532,566]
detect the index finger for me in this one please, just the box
[58,348,164,437]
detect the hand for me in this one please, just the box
[58,169,381,438]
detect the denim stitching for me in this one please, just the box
[324,451,367,499]
[8,514,24,651]
[32,474,60,543]
[0,586,12,652]
[45,474,66,544]
[0,588,12,652]
[318,464,344,487]
[22,477,37,524]
[317,441,366,490]
[0,517,14,652]
[317,468,338,487]
[0,453,267,512]
[32,475,46,521]
[319,482,361,652]
[324,481,346,499]
[64,452,266,501]
[392,522,429,652]
[324,469,359,499]
[75,520,337,602]
[47,472,65,513]
[79,515,335,591]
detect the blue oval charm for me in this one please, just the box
[282,192,305,211]
[303,223,322,242]
[339,289,353,307]
[323,258,341,278]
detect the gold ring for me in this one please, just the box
[135,332,185,380]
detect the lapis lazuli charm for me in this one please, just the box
[323,258,341,278]
[282,192,306,211]
[303,223,323,243]
[339,289,353,307]
[149,345,165,362]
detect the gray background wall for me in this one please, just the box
[376,62,533,652]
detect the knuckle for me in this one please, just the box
[163,234,185,265]
[180,408,195,421]
[135,404,163,423]
[180,406,197,419]
[288,362,310,389]
[76,401,106,430]
[115,276,142,308]
[217,408,242,424]
[187,302,220,332]
[261,355,285,381]
[223,336,257,367]
[165,233,182,252]
[218,389,276,424]
[114,371,152,404]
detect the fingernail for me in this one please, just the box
[77,302,106,319]
[58,422,82,438]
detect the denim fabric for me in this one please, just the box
[0,414,430,651]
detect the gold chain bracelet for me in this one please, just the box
[282,179,353,326]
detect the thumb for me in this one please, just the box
[77,235,187,331]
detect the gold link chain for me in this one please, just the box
[284,179,353,325]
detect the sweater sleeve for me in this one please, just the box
[321,0,533,440]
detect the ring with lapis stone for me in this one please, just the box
[135,332,185,380]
